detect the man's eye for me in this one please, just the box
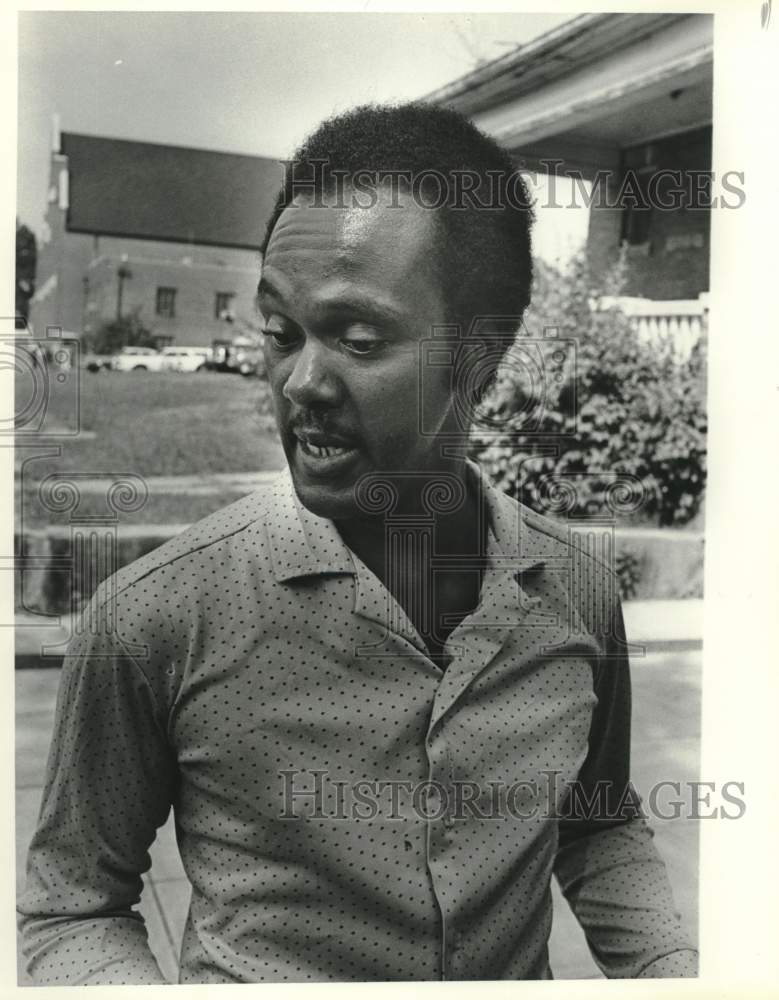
[341,338,383,356]
[261,327,299,350]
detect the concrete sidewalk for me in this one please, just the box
[623,599,703,651]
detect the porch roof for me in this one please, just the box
[426,13,713,177]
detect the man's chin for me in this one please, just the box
[289,476,361,521]
[283,436,372,519]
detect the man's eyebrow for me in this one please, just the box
[257,280,405,326]
[316,293,404,325]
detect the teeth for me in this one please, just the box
[301,440,350,459]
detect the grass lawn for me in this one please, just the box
[16,370,285,528]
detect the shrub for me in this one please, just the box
[615,549,644,601]
[469,251,707,526]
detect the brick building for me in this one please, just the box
[30,129,281,348]
[428,12,714,305]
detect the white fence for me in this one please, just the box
[594,293,708,363]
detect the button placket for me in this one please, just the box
[445,928,463,979]
[426,784,442,818]
[425,721,454,978]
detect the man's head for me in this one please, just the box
[258,102,534,520]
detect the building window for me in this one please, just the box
[215,291,235,320]
[619,168,654,247]
[621,206,652,246]
[156,287,177,318]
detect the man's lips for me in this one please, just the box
[292,428,359,449]
[291,428,361,469]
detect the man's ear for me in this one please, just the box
[452,316,520,417]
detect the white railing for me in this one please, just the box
[594,293,708,362]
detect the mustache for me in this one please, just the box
[288,411,352,433]
[287,411,360,441]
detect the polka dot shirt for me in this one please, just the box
[18,463,698,984]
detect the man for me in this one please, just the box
[18,102,697,983]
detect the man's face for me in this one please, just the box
[258,187,457,520]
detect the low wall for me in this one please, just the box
[15,523,705,617]
[610,528,704,601]
[16,524,189,615]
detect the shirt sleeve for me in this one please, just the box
[17,600,178,985]
[552,594,699,979]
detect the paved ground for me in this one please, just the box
[15,644,700,984]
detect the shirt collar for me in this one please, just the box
[264,461,546,585]
[264,469,355,583]
[473,461,550,576]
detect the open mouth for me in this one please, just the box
[298,439,354,460]
[293,431,360,476]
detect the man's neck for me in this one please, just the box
[333,462,488,589]
[334,464,488,663]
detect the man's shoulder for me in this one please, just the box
[491,485,616,579]
[493,488,622,647]
[91,480,283,608]
[489,483,571,552]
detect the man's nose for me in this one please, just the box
[282,339,340,407]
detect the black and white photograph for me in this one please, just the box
[6,2,778,992]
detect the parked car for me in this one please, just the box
[83,354,113,373]
[234,342,265,377]
[159,346,212,372]
[111,346,169,372]
[110,345,213,373]
[207,336,265,376]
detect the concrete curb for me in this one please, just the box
[16,520,704,618]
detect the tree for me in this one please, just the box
[16,221,37,328]
[90,308,156,355]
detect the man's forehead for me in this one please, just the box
[265,186,438,261]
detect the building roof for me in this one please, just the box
[425,12,699,116]
[425,12,712,174]
[60,132,282,250]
